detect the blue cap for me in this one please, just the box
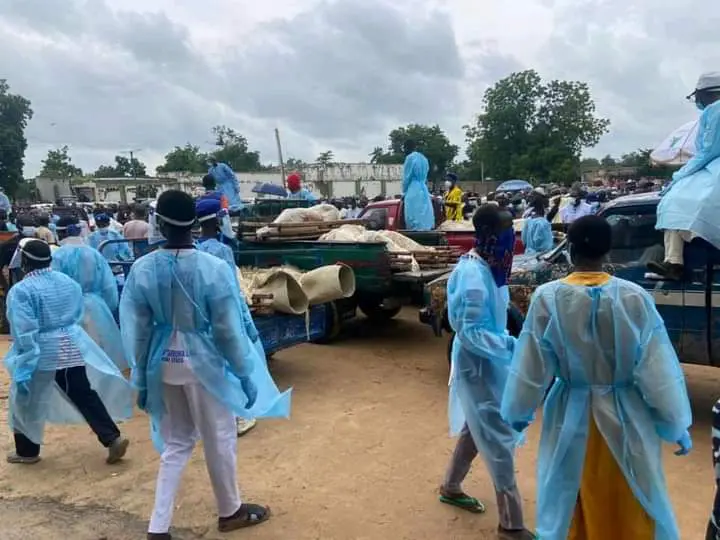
[196,198,221,222]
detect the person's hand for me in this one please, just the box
[137,389,148,411]
[675,431,692,456]
[240,377,258,409]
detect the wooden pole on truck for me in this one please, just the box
[275,128,287,188]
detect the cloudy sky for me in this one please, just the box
[2,0,718,176]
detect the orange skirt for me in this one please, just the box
[567,419,654,540]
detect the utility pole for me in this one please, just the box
[120,148,142,203]
[275,128,287,188]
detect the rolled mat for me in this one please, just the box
[250,269,309,315]
[299,264,356,305]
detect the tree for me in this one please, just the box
[465,70,610,184]
[316,150,334,167]
[94,155,147,178]
[580,157,601,169]
[285,157,307,169]
[0,80,33,196]
[600,154,617,168]
[210,125,263,171]
[39,145,83,178]
[156,144,208,174]
[371,124,459,184]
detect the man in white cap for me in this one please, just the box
[650,72,720,280]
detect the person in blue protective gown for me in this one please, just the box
[120,190,289,539]
[502,215,692,540]
[208,158,243,212]
[87,213,132,262]
[441,204,534,540]
[52,216,129,372]
[199,173,229,208]
[402,140,435,231]
[521,195,553,254]
[651,72,720,281]
[4,238,132,465]
[286,172,318,202]
[195,197,259,437]
[0,187,11,213]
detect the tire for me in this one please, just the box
[311,301,342,344]
[358,298,402,322]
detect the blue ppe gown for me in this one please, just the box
[521,217,553,254]
[208,162,244,211]
[87,228,133,262]
[119,249,291,452]
[4,269,133,444]
[402,151,434,231]
[287,188,318,202]
[501,276,692,540]
[447,253,520,492]
[51,244,129,371]
[657,101,720,249]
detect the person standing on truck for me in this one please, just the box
[501,215,692,540]
[443,173,464,222]
[441,204,534,540]
[286,172,318,202]
[120,190,289,539]
[402,140,435,231]
[208,158,243,212]
[5,238,132,465]
[650,72,720,281]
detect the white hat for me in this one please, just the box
[533,187,546,196]
[688,72,720,98]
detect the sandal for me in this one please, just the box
[218,503,271,532]
[439,491,486,514]
[6,453,41,465]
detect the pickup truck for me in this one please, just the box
[359,198,526,255]
[419,192,720,367]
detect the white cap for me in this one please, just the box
[533,187,546,195]
[688,72,720,98]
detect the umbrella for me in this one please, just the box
[497,179,532,192]
[252,182,287,197]
[650,119,698,165]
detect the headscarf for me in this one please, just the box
[287,173,301,192]
[474,227,515,288]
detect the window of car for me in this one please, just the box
[604,207,663,265]
[361,207,388,230]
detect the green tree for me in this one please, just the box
[94,155,147,177]
[210,125,263,171]
[600,154,617,168]
[156,144,208,174]
[39,145,83,178]
[316,150,334,167]
[580,157,601,169]
[372,124,459,183]
[465,70,610,184]
[0,80,33,196]
[285,157,306,170]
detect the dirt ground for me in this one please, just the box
[0,308,717,539]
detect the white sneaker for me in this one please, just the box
[236,418,258,437]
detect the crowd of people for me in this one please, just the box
[4,72,720,540]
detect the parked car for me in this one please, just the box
[419,192,720,367]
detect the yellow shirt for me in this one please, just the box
[444,186,464,222]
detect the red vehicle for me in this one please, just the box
[358,199,525,254]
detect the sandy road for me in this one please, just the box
[0,309,717,539]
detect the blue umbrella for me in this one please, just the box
[497,179,532,192]
[252,182,287,197]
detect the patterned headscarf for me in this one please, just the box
[475,227,515,288]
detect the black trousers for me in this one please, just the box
[14,365,121,458]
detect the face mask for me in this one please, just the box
[444,181,452,190]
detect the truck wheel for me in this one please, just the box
[312,301,342,344]
[358,298,402,322]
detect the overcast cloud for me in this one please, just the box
[1,0,718,175]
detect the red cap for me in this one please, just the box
[287,173,301,192]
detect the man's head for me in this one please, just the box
[444,172,458,190]
[403,139,417,156]
[133,204,148,221]
[19,238,52,273]
[570,182,584,204]
[95,213,111,229]
[568,215,612,267]
[287,173,301,193]
[208,157,218,167]
[689,72,720,110]
[196,197,221,234]
[472,204,504,242]
[202,174,216,191]
[55,215,80,240]
[156,190,196,242]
